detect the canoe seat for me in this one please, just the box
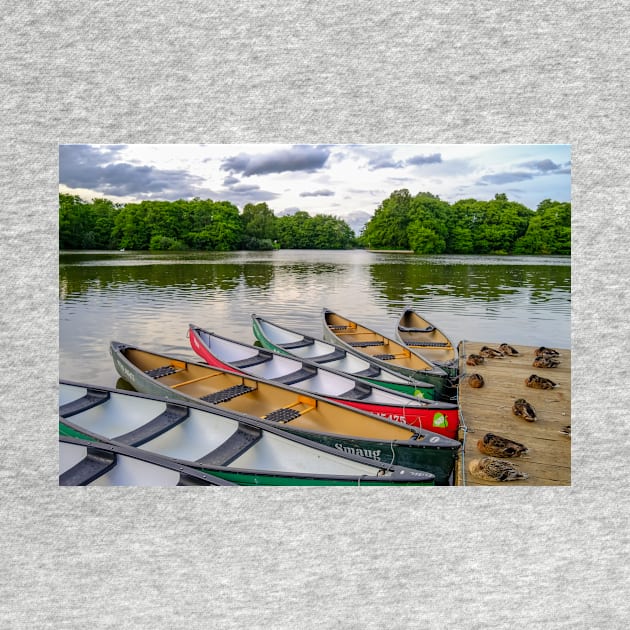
[232,353,273,369]
[314,348,346,363]
[349,341,383,347]
[145,365,179,379]
[407,341,449,347]
[353,365,381,378]
[281,339,314,349]
[59,448,116,486]
[59,388,110,418]
[195,423,262,466]
[328,325,348,330]
[398,325,435,333]
[275,366,317,385]
[264,408,301,423]
[113,403,190,446]
[200,384,255,404]
[340,383,372,400]
[374,354,396,360]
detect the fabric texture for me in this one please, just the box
[1,1,628,627]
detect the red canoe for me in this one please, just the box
[189,324,460,439]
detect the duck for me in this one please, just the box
[559,425,571,437]
[512,398,537,422]
[466,354,485,366]
[533,356,560,368]
[535,346,560,357]
[525,374,557,389]
[477,433,528,458]
[468,373,484,388]
[479,345,504,358]
[499,343,519,356]
[468,457,529,482]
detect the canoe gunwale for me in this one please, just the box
[59,434,238,486]
[250,314,437,397]
[62,377,443,484]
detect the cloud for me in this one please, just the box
[518,159,562,172]
[299,189,335,197]
[478,172,535,185]
[221,145,330,177]
[222,175,240,185]
[59,144,207,198]
[406,153,442,166]
[368,156,405,170]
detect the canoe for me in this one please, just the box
[396,308,458,376]
[109,342,461,484]
[60,381,435,486]
[251,313,436,400]
[322,308,457,401]
[189,324,460,439]
[59,435,237,486]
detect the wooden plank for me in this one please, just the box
[455,340,571,486]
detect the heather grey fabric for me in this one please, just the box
[1,2,628,627]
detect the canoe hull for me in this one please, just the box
[189,325,459,439]
[396,308,459,377]
[321,308,457,402]
[60,382,436,486]
[251,314,436,400]
[109,344,460,484]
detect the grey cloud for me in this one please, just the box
[59,144,206,198]
[478,172,535,184]
[518,159,562,172]
[299,189,335,197]
[406,153,442,166]
[368,157,404,170]
[222,175,240,185]
[221,145,330,177]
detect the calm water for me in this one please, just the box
[59,250,571,385]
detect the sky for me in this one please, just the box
[59,143,571,233]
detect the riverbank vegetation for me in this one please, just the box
[59,190,570,255]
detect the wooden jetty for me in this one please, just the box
[455,341,571,486]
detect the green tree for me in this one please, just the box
[241,202,277,249]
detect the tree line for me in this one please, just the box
[59,190,570,255]
[359,190,570,255]
[59,195,355,251]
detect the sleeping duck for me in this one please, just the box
[466,354,485,366]
[477,433,528,458]
[499,343,519,356]
[559,425,571,437]
[525,374,557,389]
[467,373,485,388]
[479,345,504,358]
[535,346,560,357]
[513,398,537,422]
[468,457,529,482]
[533,356,560,368]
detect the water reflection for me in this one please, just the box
[60,250,571,385]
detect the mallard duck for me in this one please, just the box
[479,345,504,358]
[525,374,557,389]
[559,425,571,437]
[535,346,560,357]
[468,457,529,482]
[477,433,528,458]
[533,356,560,368]
[468,373,484,388]
[513,398,536,421]
[499,343,519,356]
[466,353,485,366]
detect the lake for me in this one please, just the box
[59,249,571,385]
